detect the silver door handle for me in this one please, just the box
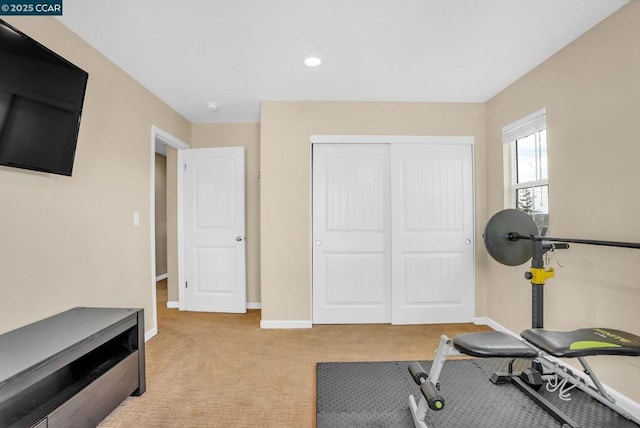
[236,236,244,242]
[465,239,472,245]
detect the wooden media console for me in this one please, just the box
[0,307,145,427]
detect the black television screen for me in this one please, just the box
[0,19,88,176]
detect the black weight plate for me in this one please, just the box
[483,209,538,266]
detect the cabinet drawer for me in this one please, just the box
[46,351,139,428]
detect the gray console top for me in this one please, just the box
[0,307,139,385]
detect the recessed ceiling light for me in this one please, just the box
[304,57,322,67]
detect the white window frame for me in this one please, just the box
[502,108,548,218]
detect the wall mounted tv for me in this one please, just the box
[0,19,88,176]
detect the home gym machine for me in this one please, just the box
[408,209,640,428]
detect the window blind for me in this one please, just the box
[502,107,546,144]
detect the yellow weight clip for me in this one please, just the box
[526,267,555,285]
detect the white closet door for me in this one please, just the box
[312,144,391,324]
[390,143,474,324]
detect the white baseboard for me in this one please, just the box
[165,301,256,310]
[260,319,312,329]
[144,327,157,342]
[155,273,168,281]
[473,316,640,421]
[473,316,489,326]
[605,385,640,422]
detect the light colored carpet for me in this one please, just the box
[99,280,489,427]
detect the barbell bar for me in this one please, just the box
[483,209,640,267]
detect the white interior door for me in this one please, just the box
[184,147,246,313]
[312,144,391,323]
[390,143,474,324]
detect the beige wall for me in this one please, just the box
[0,17,190,335]
[154,153,168,276]
[190,123,261,304]
[485,2,640,401]
[260,102,487,322]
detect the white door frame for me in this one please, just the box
[310,134,476,324]
[150,126,190,338]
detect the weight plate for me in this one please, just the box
[483,209,539,266]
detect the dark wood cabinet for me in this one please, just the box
[0,307,146,427]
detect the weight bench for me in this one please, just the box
[409,210,640,428]
[409,328,640,428]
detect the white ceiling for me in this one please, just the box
[58,0,628,124]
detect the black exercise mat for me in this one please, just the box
[316,359,640,428]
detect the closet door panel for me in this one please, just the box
[391,143,474,324]
[312,144,391,324]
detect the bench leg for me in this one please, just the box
[408,336,463,428]
[536,356,640,425]
[428,335,462,385]
[408,394,431,428]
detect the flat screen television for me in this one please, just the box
[0,19,88,176]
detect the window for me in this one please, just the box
[503,108,548,230]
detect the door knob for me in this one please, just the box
[465,239,472,245]
[236,236,244,242]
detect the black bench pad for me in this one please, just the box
[521,328,640,358]
[453,331,538,358]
